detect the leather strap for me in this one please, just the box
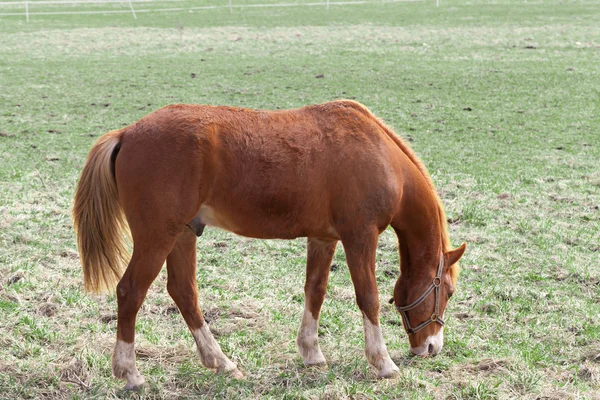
[395,253,445,335]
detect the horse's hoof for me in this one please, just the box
[218,365,245,379]
[305,361,328,369]
[124,381,144,391]
[227,367,245,379]
[123,373,145,391]
[378,368,400,379]
[300,349,327,367]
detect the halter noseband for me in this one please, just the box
[395,253,445,335]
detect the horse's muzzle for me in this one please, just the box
[409,328,444,357]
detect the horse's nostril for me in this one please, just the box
[428,343,434,354]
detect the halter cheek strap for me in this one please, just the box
[395,253,445,335]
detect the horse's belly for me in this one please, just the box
[196,204,337,240]
[197,205,238,232]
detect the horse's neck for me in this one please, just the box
[396,167,442,278]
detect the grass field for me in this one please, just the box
[1,0,600,398]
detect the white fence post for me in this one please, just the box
[229,0,232,13]
[25,0,29,21]
[129,0,137,19]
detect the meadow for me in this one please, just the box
[1,0,599,398]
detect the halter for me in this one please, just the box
[395,253,445,335]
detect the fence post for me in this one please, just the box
[128,0,137,19]
[229,0,232,13]
[25,0,29,22]
[326,0,329,10]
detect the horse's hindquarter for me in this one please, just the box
[202,104,404,240]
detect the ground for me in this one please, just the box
[0,0,599,399]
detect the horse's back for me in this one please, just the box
[115,101,406,240]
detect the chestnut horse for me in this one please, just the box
[73,100,465,389]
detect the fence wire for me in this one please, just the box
[0,0,427,20]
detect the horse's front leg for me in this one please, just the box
[297,238,337,366]
[341,229,399,379]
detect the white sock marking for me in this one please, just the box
[112,340,145,389]
[362,314,399,378]
[192,325,242,377]
[296,305,326,365]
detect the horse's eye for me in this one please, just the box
[447,292,453,299]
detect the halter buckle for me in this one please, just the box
[433,277,441,287]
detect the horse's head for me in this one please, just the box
[390,243,466,357]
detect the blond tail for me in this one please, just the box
[72,129,129,293]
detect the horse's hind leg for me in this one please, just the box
[166,228,243,378]
[297,238,337,367]
[112,232,178,390]
[341,228,399,379]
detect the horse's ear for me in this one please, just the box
[446,243,466,266]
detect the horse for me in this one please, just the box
[73,100,466,389]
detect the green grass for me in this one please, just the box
[1,1,600,398]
